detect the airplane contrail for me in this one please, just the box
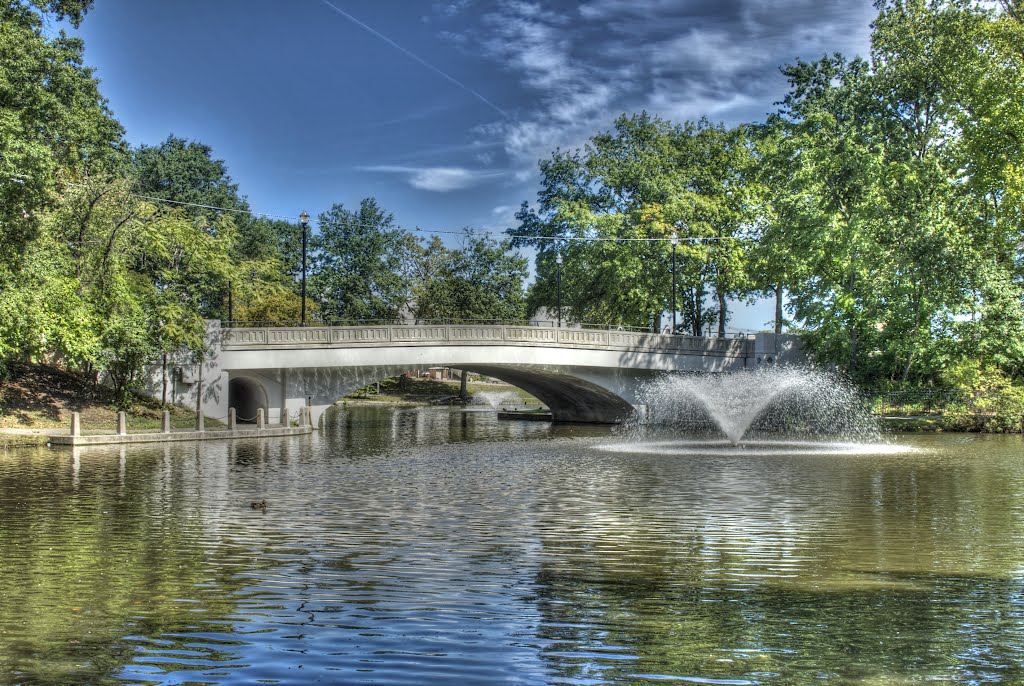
[318,0,509,119]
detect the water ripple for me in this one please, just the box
[0,410,1022,685]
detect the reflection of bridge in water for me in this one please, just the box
[147,322,803,427]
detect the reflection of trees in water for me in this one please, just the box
[0,445,272,684]
[528,451,1024,683]
[321,405,556,457]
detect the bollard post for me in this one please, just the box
[117,411,127,436]
[256,407,265,430]
[70,411,80,437]
[196,410,204,432]
[161,410,171,434]
[228,407,236,430]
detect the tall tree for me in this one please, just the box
[412,233,528,322]
[771,55,891,377]
[0,0,123,271]
[514,113,754,334]
[309,198,419,322]
[132,135,249,222]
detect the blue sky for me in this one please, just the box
[71,0,876,329]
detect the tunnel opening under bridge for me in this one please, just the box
[228,375,269,424]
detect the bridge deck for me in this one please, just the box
[222,324,754,357]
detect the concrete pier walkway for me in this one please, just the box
[46,424,312,447]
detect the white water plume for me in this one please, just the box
[472,390,523,409]
[630,366,881,446]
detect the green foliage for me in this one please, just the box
[941,360,1024,432]
[132,134,249,221]
[412,233,528,321]
[753,1,1024,385]
[514,114,753,332]
[0,0,123,269]
[309,198,420,322]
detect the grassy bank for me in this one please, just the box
[344,377,542,408]
[0,363,218,445]
[0,366,541,445]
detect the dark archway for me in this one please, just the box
[464,365,636,423]
[228,375,268,424]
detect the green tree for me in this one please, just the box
[132,135,249,222]
[0,0,123,269]
[412,233,528,322]
[514,114,754,334]
[41,175,233,402]
[309,198,419,322]
[770,55,894,378]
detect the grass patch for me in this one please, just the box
[345,377,541,407]
[879,416,945,432]
[0,363,222,432]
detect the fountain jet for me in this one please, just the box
[630,366,880,446]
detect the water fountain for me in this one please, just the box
[470,390,524,410]
[617,366,892,455]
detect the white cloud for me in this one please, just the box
[440,0,875,187]
[360,165,505,192]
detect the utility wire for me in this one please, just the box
[62,181,752,244]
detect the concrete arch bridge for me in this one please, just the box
[150,322,802,428]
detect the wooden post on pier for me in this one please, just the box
[70,412,80,437]
[116,411,127,436]
[228,407,236,430]
[161,410,171,434]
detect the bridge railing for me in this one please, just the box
[224,318,637,330]
[221,321,754,357]
[222,318,738,335]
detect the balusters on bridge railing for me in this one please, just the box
[219,320,759,358]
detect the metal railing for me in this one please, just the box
[875,389,969,417]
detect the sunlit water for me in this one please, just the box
[2,407,1024,685]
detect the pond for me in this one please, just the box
[1,406,1023,685]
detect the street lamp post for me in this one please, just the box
[671,232,678,334]
[299,211,309,326]
[555,251,563,328]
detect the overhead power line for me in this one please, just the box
[63,181,751,244]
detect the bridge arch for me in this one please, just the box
[228,374,269,424]
[193,324,803,429]
[464,365,636,423]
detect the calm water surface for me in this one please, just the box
[1,406,1023,685]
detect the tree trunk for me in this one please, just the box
[717,290,727,337]
[846,270,857,373]
[161,352,168,406]
[901,350,915,382]
[901,284,924,382]
[459,372,468,402]
[195,361,203,427]
[692,285,705,337]
[774,283,784,335]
